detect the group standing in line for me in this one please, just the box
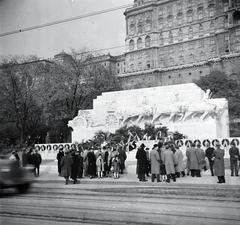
[136,140,240,184]
[12,139,239,185]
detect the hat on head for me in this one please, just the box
[140,143,146,148]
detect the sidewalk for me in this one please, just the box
[38,160,240,186]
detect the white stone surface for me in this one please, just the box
[68,83,229,142]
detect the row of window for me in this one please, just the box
[129,36,151,50]
[128,0,229,36]
[128,40,217,62]
[159,51,216,67]
[128,28,218,51]
[159,34,218,48]
[158,5,217,29]
[160,0,223,12]
[127,48,217,72]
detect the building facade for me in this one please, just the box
[118,0,240,89]
[53,1,240,90]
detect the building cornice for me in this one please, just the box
[124,1,157,16]
[125,0,176,16]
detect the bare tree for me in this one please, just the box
[0,57,48,144]
[44,50,119,120]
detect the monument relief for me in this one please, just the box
[68,83,229,142]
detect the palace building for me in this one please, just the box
[68,0,239,90]
[119,0,240,89]
[53,1,240,90]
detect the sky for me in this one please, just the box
[0,0,132,59]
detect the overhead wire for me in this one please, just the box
[0,3,133,38]
[0,1,219,60]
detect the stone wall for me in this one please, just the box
[119,54,240,89]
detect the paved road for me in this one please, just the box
[1,179,240,225]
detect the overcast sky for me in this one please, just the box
[0,0,132,59]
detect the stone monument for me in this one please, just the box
[68,83,229,142]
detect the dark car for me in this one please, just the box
[0,158,34,193]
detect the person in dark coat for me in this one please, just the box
[186,143,200,177]
[57,147,64,176]
[87,148,96,178]
[118,146,127,174]
[145,147,151,177]
[77,151,84,178]
[112,155,121,179]
[71,150,81,184]
[229,142,240,176]
[195,143,206,177]
[32,149,42,177]
[104,147,110,177]
[61,150,73,184]
[213,143,225,183]
[205,143,215,176]
[136,143,148,182]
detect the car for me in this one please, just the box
[0,157,35,193]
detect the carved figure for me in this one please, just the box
[203,89,212,101]
[182,101,221,121]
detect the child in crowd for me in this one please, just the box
[96,154,104,178]
[160,163,167,182]
[112,155,121,179]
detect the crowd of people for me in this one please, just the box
[56,145,127,185]
[8,139,240,185]
[136,141,240,184]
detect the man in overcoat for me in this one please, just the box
[205,143,215,176]
[136,143,148,182]
[118,146,127,174]
[174,146,184,178]
[162,143,176,182]
[213,143,225,183]
[150,144,160,182]
[87,148,96,179]
[32,149,42,177]
[61,150,73,185]
[195,143,206,177]
[77,151,84,178]
[186,143,200,177]
[57,147,64,176]
[229,142,239,176]
[71,150,81,184]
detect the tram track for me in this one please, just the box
[27,183,240,202]
[1,197,240,225]
[1,182,240,225]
